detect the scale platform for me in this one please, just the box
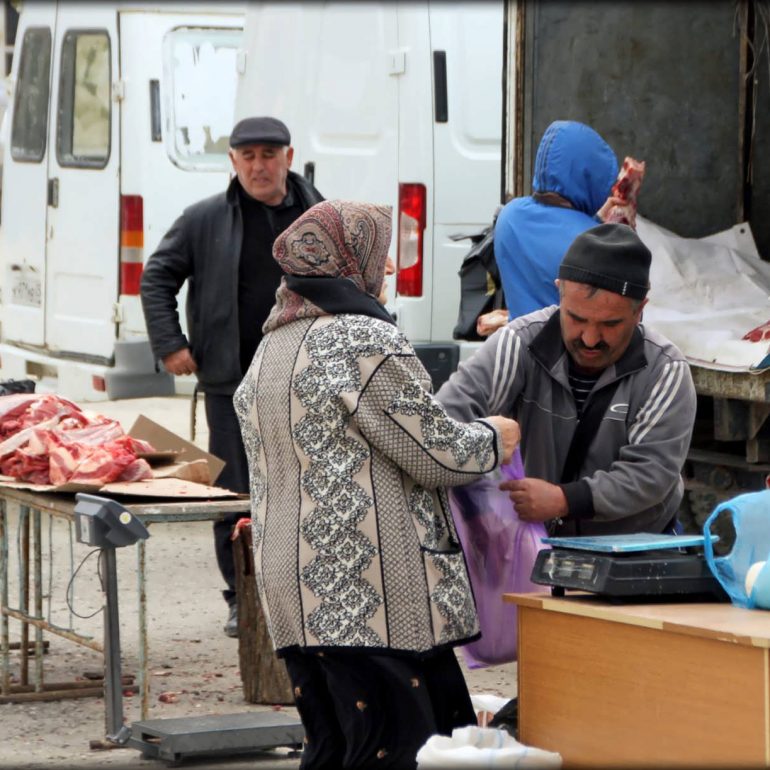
[69,496,306,767]
[531,533,728,601]
[127,710,304,765]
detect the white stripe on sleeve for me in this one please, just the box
[490,329,519,414]
[628,361,685,444]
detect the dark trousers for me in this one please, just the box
[282,647,476,770]
[205,393,250,606]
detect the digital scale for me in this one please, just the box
[74,493,304,766]
[530,533,729,601]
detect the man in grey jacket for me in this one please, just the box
[141,117,323,636]
[437,223,697,536]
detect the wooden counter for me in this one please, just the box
[504,592,770,767]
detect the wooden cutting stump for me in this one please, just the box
[233,523,294,705]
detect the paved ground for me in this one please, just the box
[0,396,517,769]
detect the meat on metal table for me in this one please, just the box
[0,485,251,719]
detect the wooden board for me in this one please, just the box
[517,605,769,767]
[505,593,770,648]
[233,527,294,705]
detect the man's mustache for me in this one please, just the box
[574,340,609,352]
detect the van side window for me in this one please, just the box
[57,30,111,169]
[163,27,242,170]
[10,27,52,163]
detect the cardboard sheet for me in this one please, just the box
[128,414,225,482]
[94,478,240,499]
[0,476,240,499]
[0,415,236,499]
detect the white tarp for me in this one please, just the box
[639,216,770,372]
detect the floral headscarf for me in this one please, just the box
[263,200,393,333]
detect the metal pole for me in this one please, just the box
[137,537,149,720]
[46,515,53,624]
[101,547,130,744]
[33,509,43,692]
[68,518,75,631]
[0,498,9,696]
[19,505,29,686]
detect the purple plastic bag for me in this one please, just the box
[449,449,549,668]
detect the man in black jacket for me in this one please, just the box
[141,117,323,636]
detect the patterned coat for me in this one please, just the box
[234,313,503,655]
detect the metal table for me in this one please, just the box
[0,485,251,719]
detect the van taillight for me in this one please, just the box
[397,183,426,297]
[120,195,144,296]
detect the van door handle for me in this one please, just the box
[149,80,162,141]
[433,50,448,123]
[47,178,59,208]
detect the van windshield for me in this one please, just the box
[163,26,242,171]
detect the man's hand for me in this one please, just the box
[499,477,568,522]
[476,309,509,337]
[162,348,198,376]
[596,194,625,223]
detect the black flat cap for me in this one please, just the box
[229,116,291,148]
[559,223,651,300]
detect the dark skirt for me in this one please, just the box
[282,647,476,769]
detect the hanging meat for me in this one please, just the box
[598,156,646,229]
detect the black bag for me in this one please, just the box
[452,223,505,341]
[0,379,36,396]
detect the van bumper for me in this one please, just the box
[0,340,174,402]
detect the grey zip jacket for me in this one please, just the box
[436,306,697,535]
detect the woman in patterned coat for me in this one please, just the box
[234,200,520,769]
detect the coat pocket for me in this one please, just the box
[420,547,479,645]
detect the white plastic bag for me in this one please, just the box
[416,726,562,768]
[470,693,510,727]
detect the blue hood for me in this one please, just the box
[532,121,618,215]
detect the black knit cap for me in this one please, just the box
[229,116,291,148]
[558,223,651,300]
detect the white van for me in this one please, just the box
[234,1,504,386]
[0,1,244,401]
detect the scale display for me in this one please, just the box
[540,533,718,553]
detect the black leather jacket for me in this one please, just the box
[141,172,323,395]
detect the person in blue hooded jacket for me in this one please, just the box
[495,120,618,320]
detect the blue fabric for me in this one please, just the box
[494,121,618,319]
